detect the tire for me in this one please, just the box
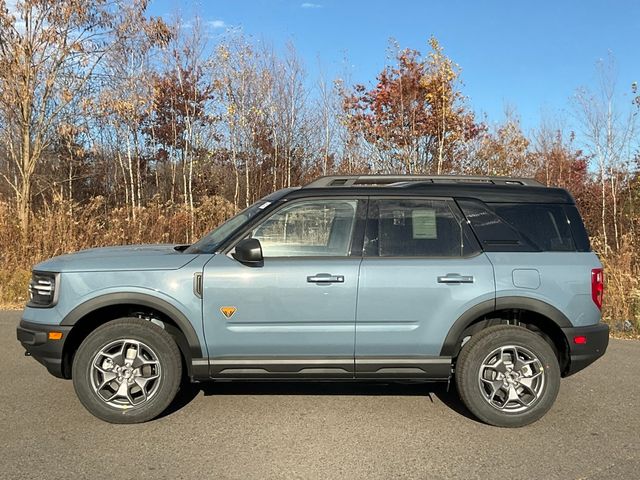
[72,317,182,424]
[455,325,560,428]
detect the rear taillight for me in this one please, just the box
[591,268,604,310]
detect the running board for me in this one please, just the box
[193,357,452,381]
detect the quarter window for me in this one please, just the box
[250,199,359,257]
[488,203,576,251]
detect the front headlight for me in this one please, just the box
[28,271,59,307]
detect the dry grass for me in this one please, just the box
[0,197,234,306]
[0,199,637,335]
[594,235,640,334]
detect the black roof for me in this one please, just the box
[285,175,574,204]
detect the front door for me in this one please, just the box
[355,197,495,378]
[202,197,366,378]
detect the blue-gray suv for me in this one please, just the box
[17,175,609,427]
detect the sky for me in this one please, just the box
[149,0,640,134]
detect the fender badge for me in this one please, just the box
[220,306,237,319]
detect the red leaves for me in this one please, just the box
[341,38,480,173]
[146,65,215,151]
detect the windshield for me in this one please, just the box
[186,188,299,253]
[185,200,272,254]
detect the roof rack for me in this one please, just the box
[305,175,543,188]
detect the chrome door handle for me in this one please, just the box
[307,273,345,283]
[437,274,474,284]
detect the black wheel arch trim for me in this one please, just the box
[60,292,204,359]
[440,296,573,356]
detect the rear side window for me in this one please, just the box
[488,203,576,252]
[365,199,479,257]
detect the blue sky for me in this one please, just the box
[150,0,639,133]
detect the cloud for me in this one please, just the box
[301,2,323,8]
[208,19,227,29]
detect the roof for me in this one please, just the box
[291,175,574,204]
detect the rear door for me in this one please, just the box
[355,197,495,378]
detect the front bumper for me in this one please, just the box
[561,323,609,376]
[17,319,72,379]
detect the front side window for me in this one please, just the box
[250,199,359,257]
[366,199,473,257]
[186,188,295,254]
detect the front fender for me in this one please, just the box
[61,291,203,358]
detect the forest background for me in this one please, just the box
[0,0,637,334]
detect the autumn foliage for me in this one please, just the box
[342,38,481,174]
[0,2,637,332]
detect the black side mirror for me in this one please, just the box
[233,238,264,267]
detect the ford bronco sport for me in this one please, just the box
[17,175,609,427]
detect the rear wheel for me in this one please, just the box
[455,325,560,427]
[72,318,182,424]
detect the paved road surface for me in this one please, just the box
[2,311,639,479]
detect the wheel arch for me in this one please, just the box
[60,293,204,379]
[441,296,571,373]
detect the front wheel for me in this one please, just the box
[72,318,182,424]
[455,325,560,427]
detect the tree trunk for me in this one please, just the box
[18,123,33,237]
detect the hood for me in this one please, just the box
[34,244,199,273]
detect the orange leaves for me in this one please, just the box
[341,37,479,173]
[144,17,172,47]
[61,89,73,103]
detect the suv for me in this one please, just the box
[17,175,609,427]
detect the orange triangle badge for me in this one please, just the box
[220,306,237,319]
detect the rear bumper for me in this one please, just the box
[17,320,72,379]
[561,323,609,376]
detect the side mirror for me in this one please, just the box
[233,238,264,267]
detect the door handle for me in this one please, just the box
[307,273,345,283]
[437,274,474,284]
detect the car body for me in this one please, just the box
[17,175,609,426]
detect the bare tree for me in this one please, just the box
[0,0,163,234]
[573,54,637,252]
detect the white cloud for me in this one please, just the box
[208,19,227,29]
[301,2,323,8]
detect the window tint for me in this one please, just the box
[456,199,537,252]
[564,205,591,252]
[488,203,575,252]
[367,199,472,257]
[250,199,358,257]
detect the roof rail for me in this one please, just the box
[305,175,543,188]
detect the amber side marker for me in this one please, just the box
[48,331,63,340]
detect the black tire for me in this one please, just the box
[455,325,560,428]
[72,317,182,424]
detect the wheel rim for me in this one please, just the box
[477,344,545,413]
[90,339,162,409]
